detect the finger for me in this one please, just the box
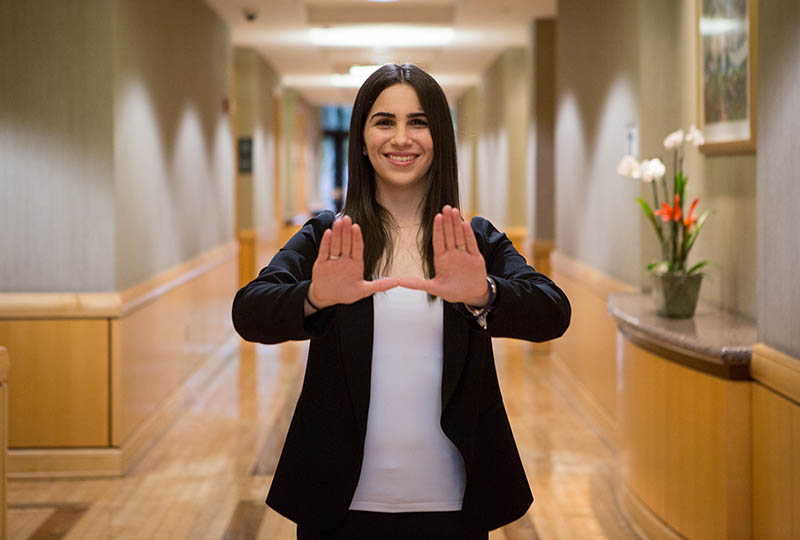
[363,277,399,295]
[396,276,432,293]
[442,205,455,250]
[330,219,342,258]
[463,221,480,255]
[352,223,364,262]
[318,229,332,261]
[432,214,445,255]
[452,208,467,251]
[341,215,352,258]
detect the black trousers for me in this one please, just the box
[296,510,488,540]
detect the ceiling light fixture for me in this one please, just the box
[348,65,382,79]
[309,25,454,47]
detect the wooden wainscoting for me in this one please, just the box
[1,241,239,478]
[618,336,751,540]
[751,344,800,539]
[0,320,109,447]
[549,251,636,447]
[113,242,239,446]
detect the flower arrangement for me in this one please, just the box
[618,126,710,277]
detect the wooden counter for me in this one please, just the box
[608,292,756,540]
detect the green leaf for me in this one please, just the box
[676,171,687,202]
[636,197,666,246]
[647,261,669,274]
[684,209,711,255]
[687,260,709,275]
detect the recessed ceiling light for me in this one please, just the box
[348,65,382,79]
[309,25,454,47]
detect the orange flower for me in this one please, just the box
[683,197,699,229]
[654,194,682,223]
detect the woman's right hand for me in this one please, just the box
[306,216,398,314]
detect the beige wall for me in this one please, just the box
[649,0,756,317]
[0,0,116,292]
[0,0,234,293]
[555,0,643,287]
[456,87,480,215]
[555,0,757,316]
[113,0,234,290]
[234,48,280,233]
[280,88,321,222]
[757,0,800,357]
[527,19,556,243]
[456,48,529,230]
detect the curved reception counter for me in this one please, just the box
[608,293,756,540]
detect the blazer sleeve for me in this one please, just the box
[471,216,571,342]
[231,211,337,344]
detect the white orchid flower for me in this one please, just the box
[685,124,705,146]
[617,155,641,179]
[663,129,685,150]
[640,158,666,182]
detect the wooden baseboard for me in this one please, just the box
[8,448,122,479]
[8,336,238,479]
[616,480,683,540]
[550,351,619,450]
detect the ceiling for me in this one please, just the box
[203,0,557,106]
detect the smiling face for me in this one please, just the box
[363,83,434,197]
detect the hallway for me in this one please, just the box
[8,337,635,540]
[4,1,800,538]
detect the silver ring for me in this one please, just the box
[329,255,340,260]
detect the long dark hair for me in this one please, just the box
[342,63,460,279]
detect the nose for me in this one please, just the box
[392,124,411,146]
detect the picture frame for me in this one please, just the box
[696,0,757,154]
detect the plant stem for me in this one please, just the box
[650,181,667,260]
[672,149,679,270]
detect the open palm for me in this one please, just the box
[308,216,398,309]
[397,206,489,306]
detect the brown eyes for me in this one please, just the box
[374,118,429,127]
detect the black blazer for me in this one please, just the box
[232,211,571,532]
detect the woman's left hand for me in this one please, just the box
[397,206,489,306]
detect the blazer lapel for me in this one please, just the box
[442,301,470,409]
[337,296,374,440]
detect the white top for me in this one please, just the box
[349,287,466,513]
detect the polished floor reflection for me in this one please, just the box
[8,337,637,539]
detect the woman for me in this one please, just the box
[232,64,570,539]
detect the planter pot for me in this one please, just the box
[651,272,703,318]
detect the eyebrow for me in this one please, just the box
[370,112,428,121]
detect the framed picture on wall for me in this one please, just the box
[697,0,757,154]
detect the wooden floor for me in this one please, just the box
[8,337,638,539]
